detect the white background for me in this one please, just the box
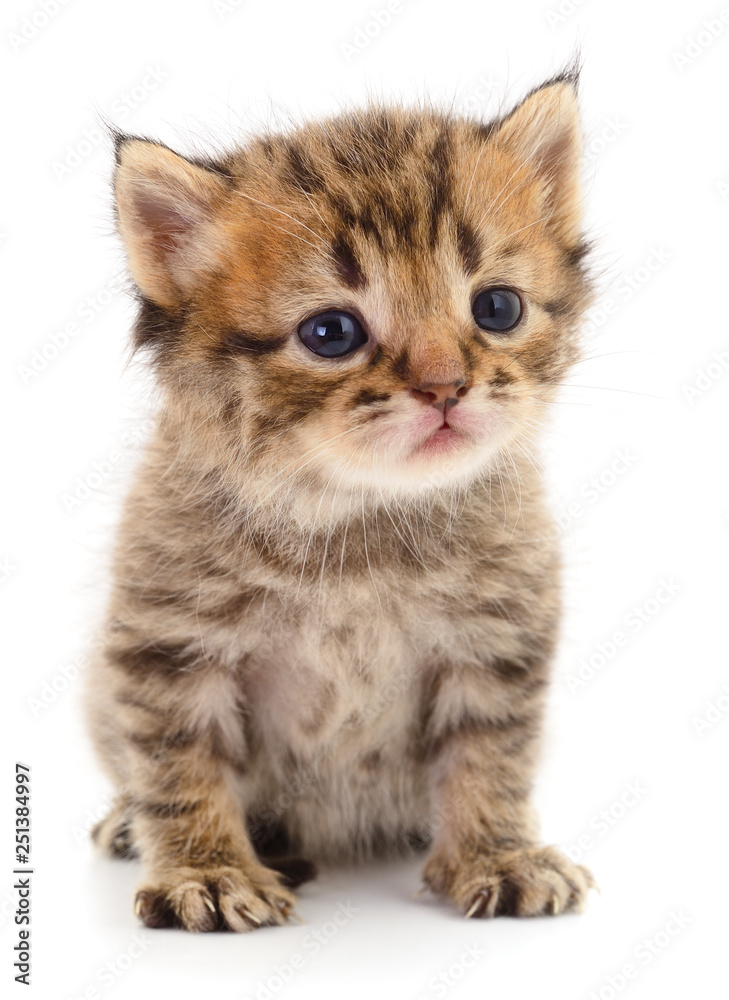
[2,0,728,998]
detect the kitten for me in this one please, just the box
[86,69,595,931]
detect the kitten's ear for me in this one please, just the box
[493,78,582,245]
[114,137,232,310]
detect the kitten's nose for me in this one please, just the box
[410,380,469,414]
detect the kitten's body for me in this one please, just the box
[92,449,554,860]
[87,73,594,930]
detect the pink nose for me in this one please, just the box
[409,380,469,414]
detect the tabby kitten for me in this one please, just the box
[86,70,595,931]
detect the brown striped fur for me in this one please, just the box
[86,71,595,931]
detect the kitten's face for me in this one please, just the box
[115,79,588,504]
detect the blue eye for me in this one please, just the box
[472,288,523,333]
[298,311,367,358]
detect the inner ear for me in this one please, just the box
[114,137,232,310]
[492,79,583,246]
[135,189,199,247]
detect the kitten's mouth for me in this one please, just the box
[413,421,468,455]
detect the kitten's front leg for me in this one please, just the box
[131,757,297,932]
[420,662,595,918]
[97,654,297,932]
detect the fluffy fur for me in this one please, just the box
[86,70,595,931]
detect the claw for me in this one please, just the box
[134,896,144,918]
[202,894,216,914]
[465,889,490,919]
[240,907,261,926]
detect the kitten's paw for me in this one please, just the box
[91,797,137,859]
[423,845,596,918]
[134,864,298,932]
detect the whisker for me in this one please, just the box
[558,382,669,403]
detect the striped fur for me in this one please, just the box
[87,73,595,931]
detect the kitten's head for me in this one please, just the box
[114,73,589,511]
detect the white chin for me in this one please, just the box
[335,437,501,496]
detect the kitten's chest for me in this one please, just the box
[239,572,461,755]
[246,599,422,751]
